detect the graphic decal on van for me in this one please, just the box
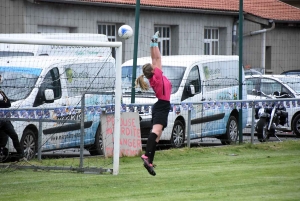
[65,68,73,83]
[203,66,221,80]
[0,66,42,75]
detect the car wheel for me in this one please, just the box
[256,119,270,142]
[0,132,9,163]
[220,116,238,145]
[0,147,9,163]
[88,125,104,156]
[292,114,300,137]
[21,129,37,160]
[170,120,185,148]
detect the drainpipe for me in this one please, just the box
[232,20,238,55]
[243,21,275,73]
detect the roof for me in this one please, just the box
[45,0,300,22]
[0,56,115,69]
[245,74,300,81]
[244,0,300,21]
[85,0,240,11]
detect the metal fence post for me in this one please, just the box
[250,101,255,144]
[187,108,191,148]
[38,120,42,161]
[79,93,85,170]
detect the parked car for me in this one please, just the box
[0,56,116,160]
[280,70,300,76]
[245,74,300,137]
[122,55,248,147]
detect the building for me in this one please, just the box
[0,0,300,74]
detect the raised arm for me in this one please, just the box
[150,31,162,70]
[151,47,162,70]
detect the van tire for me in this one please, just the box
[21,129,37,160]
[292,114,300,137]
[170,120,185,148]
[220,116,238,145]
[88,125,103,156]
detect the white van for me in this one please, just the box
[245,74,300,137]
[0,56,116,159]
[121,55,248,147]
[0,33,111,57]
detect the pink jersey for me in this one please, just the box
[149,67,172,101]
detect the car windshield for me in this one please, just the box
[278,77,300,94]
[122,65,186,94]
[0,67,41,101]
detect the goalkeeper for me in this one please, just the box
[135,31,172,176]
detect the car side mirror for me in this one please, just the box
[190,85,195,95]
[44,89,54,103]
[186,85,195,97]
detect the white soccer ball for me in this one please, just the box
[118,25,133,39]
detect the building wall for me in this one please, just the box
[242,20,263,71]
[11,1,234,62]
[242,20,300,74]
[0,0,25,33]
[1,0,299,74]
[266,26,300,74]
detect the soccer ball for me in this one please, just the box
[118,25,133,39]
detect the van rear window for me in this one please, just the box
[122,65,185,94]
[0,51,34,57]
[0,67,40,101]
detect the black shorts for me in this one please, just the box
[151,99,171,130]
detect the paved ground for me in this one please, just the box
[190,129,297,147]
[41,129,298,158]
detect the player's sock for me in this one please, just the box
[145,132,157,160]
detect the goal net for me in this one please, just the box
[0,34,123,175]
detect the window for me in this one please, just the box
[65,62,115,97]
[41,68,61,99]
[0,51,34,57]
[33,68,61,107]
[98,24,116,42]
[154,26,171,56]
[245,78,260,95]
[98,24,116,57]
[261,78,282,96]
[181,66,201,101]
[204,28,219,55]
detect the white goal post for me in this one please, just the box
[0,36,122,175]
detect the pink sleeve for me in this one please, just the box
[149,68,163,95]
[152,68,162,83]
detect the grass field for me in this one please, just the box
[1,140,300,201]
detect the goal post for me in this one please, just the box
[0,36,122,175]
